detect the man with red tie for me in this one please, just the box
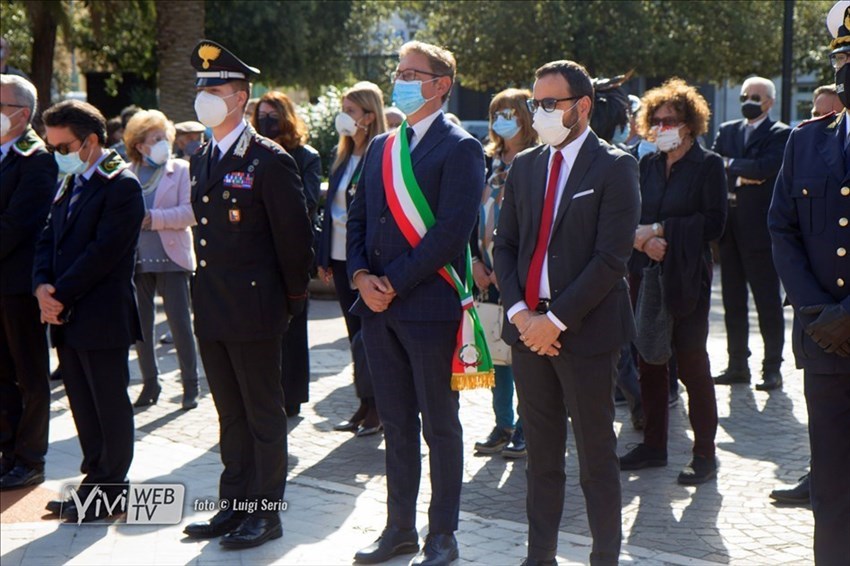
[494,60,640,566]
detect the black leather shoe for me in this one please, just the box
[520,558,558,566]
[0,465,45,490]
[354,526,419,564]
[678,455,718,485]
[333,419,362,432]
[770,473,810,504]
[184,509,246,539]
[356,423,384,437]
[474,426,512,454]
[411,532,459,566]
[756,370,783,391]
[501,428,527,459]
[714,367,751,385]
[181,385,199,410]
[0,457,14,476]
[619,444,667,470]
[285,404,301,417]
[220,514,282,549]
[133,384,161,408]
[46,497,76,517]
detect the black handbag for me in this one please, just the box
[634,262,673,365]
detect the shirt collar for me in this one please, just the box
[548,125,592,167]
[212,120,248,157]
[746,114,768,130]
[0,130,25,160]
[409,109,442,143]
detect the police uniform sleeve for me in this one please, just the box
[262,147,314,315]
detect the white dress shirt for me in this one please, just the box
[330,154,361,261]
[211,120,247,157]
[407,109,442,152]
[507,126,592,331]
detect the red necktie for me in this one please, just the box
[525,150,563,310]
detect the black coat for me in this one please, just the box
[32,150,144,349]
[1,127,57,295]
[190,125,314,341]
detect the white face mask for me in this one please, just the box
[335,112,359,137]
[0,108,22,138]
[194,91,238,128]
[654,125,684,152]
[144,139,171,167]
[532,101,578,147]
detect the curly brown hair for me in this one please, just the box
[252,91,309,152]
[636,78,711,141]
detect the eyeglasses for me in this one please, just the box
[0,102,26,111]
[649,117,681,128]
[526,96,580,113]
[830,51,850,70]
[391,68,444,82]
[492,109,515,120]
[257,112,280,120]
[46,138,83,155]
[739,93,762,103]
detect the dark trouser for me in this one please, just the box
[804,371,850,566]
[134,271,198,390]
[719,221,785,372]
[282,300,310,405]
[361,314,461,534]
[0,293,50,468]
[631,269,718,458]
[58,345,134,485]
[331,260,373,398]
[199,338,286,515]
[513,345,622,566]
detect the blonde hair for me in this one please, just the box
[331,81,387,175]
[485,88,537,158]
[636,78,711,140]
[123,109,176,164]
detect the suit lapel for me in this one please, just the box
[59,174,103,241]
[744,118,771,152]
[551,132,599,233]
[411,115,449,168]
[0,151,17,175]
[818,113,845,181]
[201,126,254,196]
[191,142,213,201]
[528,147,550,226]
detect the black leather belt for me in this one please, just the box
[535,299,550,314]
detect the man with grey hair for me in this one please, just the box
[812,84,844,117]
[713,76,790,392]
[0,74,57,489]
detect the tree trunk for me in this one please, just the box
[26,1,58,117]
[155,0,205,122]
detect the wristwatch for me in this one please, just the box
[651,222,661,235]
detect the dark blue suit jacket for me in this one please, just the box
[32,151,145,350]
[346,113,485,321]
[768,111,850,374]
[317,152,362,269]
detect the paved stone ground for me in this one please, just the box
[0,271,814,565]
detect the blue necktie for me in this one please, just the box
[66,175,86,219]
[406,127,415,147]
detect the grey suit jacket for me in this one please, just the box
[494,129,641,356]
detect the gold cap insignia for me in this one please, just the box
[198,44,222,70]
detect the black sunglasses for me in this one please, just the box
[46,138,83,155]
[739,94,762,103]
[527,96,581,113]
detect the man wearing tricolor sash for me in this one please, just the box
[347,41,486,566]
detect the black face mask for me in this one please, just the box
[741,101,763,120]
[837,63,850,109]
[257,116,281,139]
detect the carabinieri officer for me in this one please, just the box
[182,40,314,549]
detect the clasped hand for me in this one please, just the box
[513,309,561,356]
[35,284,64,325]
[799,304,850,357]
[354,273,396,313]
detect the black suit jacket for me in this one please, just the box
[494,130,641,355]
[190,124,314,341]
[712,117,790,249]
[0,127,57,295]
[32,151,144,349]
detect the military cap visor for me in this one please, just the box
[828,1,850,54]
[191,40,259,87]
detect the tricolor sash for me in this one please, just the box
[382,120,495,391]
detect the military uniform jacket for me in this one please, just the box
[190,124,313,342]
[768,111,850,374]
[713,117,790,249]
[0,127,57,295]
[32,151,145,350]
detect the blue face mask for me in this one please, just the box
[492,116,520,140]
[54,139,89,175]
[611,123,630,145]
[392,79,438,116]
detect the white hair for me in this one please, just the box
[741,76,776,101]
[0,74,37,123]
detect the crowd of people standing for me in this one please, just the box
[1,1,849,563]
